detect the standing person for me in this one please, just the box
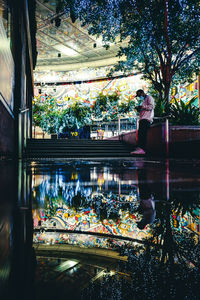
[136,197,156,229]
[131,89,155,155]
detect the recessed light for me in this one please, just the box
[54,44,78,56]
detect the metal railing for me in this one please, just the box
[91,118,136,139]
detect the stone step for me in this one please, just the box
[26,138,133,158]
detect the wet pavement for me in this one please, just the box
[1,158,200,299]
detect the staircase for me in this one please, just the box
[25,139,134,158]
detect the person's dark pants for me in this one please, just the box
[138,119,151,150]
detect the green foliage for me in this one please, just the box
[153,96,200,125]
[149,83,200,125]
[32,101,49,127]
[33,92,136,132]
[107,93,119,105]
[92,92,134,121]
[154,97,167,118]
[118,99,135,115]
[71,192,87,209]
[41,110,59,134]
[64,102,92,129]
[32,102,43,127]
[169,97,200,126]
[171,190,200,219]
[33,98,93,133]
[93,93,109,118]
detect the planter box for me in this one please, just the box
[169,125,200,143]
[147,124,200,156]
[58,126,91,139]
[169,125,200,157]
[107,122,200,157]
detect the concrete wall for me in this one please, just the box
[147,123,166,155]
[107,130,137,146]
[170,125,200,143]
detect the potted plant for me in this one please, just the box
[146,95,200,155]
[169,97,200,126]
[168,97,200,145]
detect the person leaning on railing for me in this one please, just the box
[131,89,155,155]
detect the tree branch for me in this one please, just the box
[172,42,189,71]
[173,47,200,73]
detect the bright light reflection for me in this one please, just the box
[56,260,78,272]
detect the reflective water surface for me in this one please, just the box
[1,159,200,299]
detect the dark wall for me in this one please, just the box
[147,123,166,155]
[0,100,14,155]
[0,0,35,158]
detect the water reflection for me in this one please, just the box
[32,160,200,249]
[31,160,200,299]
[1,159,200,299]
[0,161,35,299]
[0,162,15,296]
[32,161,149,247]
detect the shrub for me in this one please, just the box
[169,97,200,126]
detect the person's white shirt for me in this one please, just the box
[139,95,155,123]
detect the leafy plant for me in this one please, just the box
[41,110,61,134]
[32,101,47,127]
[92,92,131,121]
[118,99,135,115]
[169,97,200,126]
[93,93,109,119]
[107,93,119,105]
[33,92,136,133]
[63,102,92,129]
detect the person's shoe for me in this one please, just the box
[130,148,146,155]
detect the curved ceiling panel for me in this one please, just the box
[36,0,126,71]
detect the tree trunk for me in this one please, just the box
[164,81,171,104]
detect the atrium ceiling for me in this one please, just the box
[36,0,127,71]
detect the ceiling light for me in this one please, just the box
[54,44,78,56]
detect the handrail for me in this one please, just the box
[153,115,171,120]
[133,115,171,121]
[19,108,29,113]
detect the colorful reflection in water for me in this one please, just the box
[32,160,200,250]
[32,162,150,246]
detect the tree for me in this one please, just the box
[61,0,200,103]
